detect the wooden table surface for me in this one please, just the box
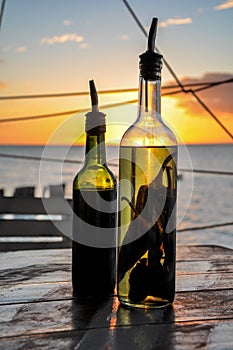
[0,245,232,349]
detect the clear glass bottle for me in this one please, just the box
[72,80,117,299]
[117,18,177,308]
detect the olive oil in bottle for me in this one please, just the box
[117,18,177,308]
[72,80,117,299]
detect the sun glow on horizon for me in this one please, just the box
[0,94,232,146]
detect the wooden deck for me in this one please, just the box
[0,194,72,250]
[0,245,232,349]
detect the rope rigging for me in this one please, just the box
[0,78,232,100]
[0,0,6,31]
[0,78,232,124]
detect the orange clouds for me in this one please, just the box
[169,72,233,117]
[162,72,233,143]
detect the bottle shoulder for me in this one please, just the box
[73,163,116,190]
[120,118,177,147]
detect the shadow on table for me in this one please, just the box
[70,296,175,349]
[70,296,114,349]
[113,303,176,349]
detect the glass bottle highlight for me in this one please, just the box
[72,80,117,299]
[117,18,177,308]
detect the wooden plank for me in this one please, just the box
[0,247,230,272]
[1,268,233,304]
[0,263,71,286]
[177,259,233,274]
[0,197,72,215]
[0,321,232,350]
[0,282,71,305]
[0,249,71,271]
[1,245,230,264]
[1,267,232,304]
[2,259,232,285]
[177,245,233,261]
[177,272,233,292]
[0,246,233,271]
[0,292,232,339]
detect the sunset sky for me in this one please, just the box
[0,0,233,145]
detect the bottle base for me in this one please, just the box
[118,295,173,309]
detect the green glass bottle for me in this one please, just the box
[72,80,117,299]
[117,18,177,308]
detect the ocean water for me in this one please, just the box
[0,144,232,249]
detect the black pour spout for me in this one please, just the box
[85,79,106,133]
[139,17,162,80]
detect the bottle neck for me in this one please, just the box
[85,132,106,165]
[137,76,161,122]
